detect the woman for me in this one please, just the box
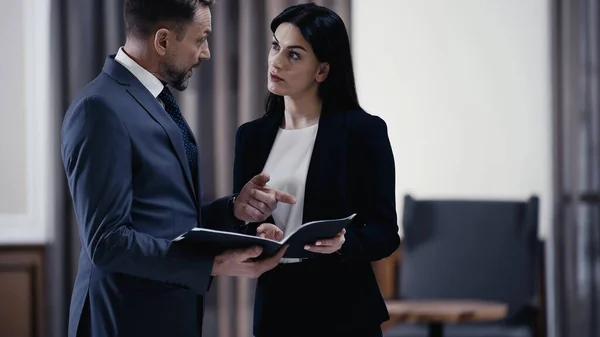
[232,3,400,337]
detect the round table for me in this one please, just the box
[386,300,508,337]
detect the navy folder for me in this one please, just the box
[172,214,356,259]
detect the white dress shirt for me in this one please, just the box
[114,47,164,99]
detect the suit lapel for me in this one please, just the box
[194,157,203,212]
[103,56,197,202]
[126,85,197,202]
[302,112,347,224]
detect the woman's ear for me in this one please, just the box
[316,63,330,83]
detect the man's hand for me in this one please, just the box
[211,245,288,278]
[234,172,296,223]
[304,229,346,254]
[256,223,284,241]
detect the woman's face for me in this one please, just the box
[267,23,329,98]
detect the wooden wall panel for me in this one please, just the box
[0,246,45,337]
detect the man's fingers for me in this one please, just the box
[247,197,270,216]
[257,245,288,269]
[244,245,288,278]
[268,245,288,263]
[250,189,277,211]
[250,172,270,187]
[236,246,263,261]
[274,190,296,205]
[242,204,263,222]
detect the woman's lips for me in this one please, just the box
[269,73,284,82]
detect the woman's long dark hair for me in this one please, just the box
[265,3,360,116]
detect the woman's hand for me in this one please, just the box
[304,229,346,254]
[256,223,284,241]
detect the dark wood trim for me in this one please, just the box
[372,247,401,299]
[0,244,46,252]
[0,264,39,337]
[373,247,402,331]
[0,244,46,337]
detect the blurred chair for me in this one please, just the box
[383,195,544,337]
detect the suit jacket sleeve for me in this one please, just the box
[200,196,235,231]
[61,96,213,295]
[338,115,401,261]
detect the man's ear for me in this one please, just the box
[316,63,330,83]
[154,28,171,56]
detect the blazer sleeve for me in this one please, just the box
[232,123,274,235]
[338,115,401,261]
[61,96,213,295]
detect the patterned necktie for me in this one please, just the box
[158,87,198,178]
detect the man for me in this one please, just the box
[61,1,294,336]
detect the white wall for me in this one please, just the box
[352,0,553,238]
[0,0,53,243]
[0,0,27,215]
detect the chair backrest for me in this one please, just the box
[399,195,539,318]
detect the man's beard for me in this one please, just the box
[161,62,192,91]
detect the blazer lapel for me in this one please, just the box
[250,111,348,224]
[103,57,197,202]
[302,112,347,224]
[250,113,282,179]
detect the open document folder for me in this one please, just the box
[171,213,356,259]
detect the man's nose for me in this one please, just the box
[200,43,211,60]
